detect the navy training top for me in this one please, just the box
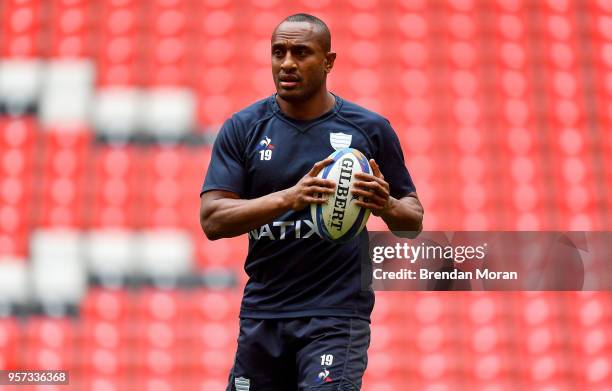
[201,94,416,321]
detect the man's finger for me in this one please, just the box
[353,180,387,195]
[305,196,329,204]
[353,183,389,201]
[354,200,384,210]
[354,172,377,181]
[351,189,386,204]
[369,159,383,179]
[308,186,336,195]
[354,173,389,190]
[306,177,336,188]
[309,158,335,176]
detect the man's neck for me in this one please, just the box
[276,90,336,121]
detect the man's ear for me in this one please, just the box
[325,52,336,73]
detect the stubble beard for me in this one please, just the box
[276,77,325,104]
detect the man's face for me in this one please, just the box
[271,21,333,103]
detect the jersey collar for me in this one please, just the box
[269,93,343,133]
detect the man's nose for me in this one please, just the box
[280,53,297,71]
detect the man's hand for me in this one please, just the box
[283,158,336,211]
[352,159,390,216]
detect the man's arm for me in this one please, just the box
[200,190,289,240]
[200,158,335,240]
[377,193,424,234]
[352,159,424,237]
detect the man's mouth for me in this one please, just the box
[279,75,300,88]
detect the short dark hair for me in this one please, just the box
[275,13,331,52]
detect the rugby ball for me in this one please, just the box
[311,148,372,242]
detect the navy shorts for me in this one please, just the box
[226,317,371,391]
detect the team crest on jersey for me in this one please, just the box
[235,376,250,391]
[330,132,352,150]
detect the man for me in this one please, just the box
[200,13,423,391]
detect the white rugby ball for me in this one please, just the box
[311,148,372,242]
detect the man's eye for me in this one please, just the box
[273,50,283,57]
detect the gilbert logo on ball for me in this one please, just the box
[311,148,372,242]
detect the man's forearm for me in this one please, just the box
[201,190,292,240]
[379,195,424,233]
[201,158,336,240]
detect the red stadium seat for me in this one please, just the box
[131,375,183,391]
[151,8,189,37]
[22,317,76,369]
[25,317,75,348]
[199,9,235,37]
[349,13,380,39]
[0,126,34,237]
[81,288,133,321]
[187,377,228,391]
[196,232,247,268]
[79,320,125,350]
[0,318,20,370]
[133,345,184,376]
[78,345,129,378]
[98,35,139,66]
[188,346,235,378]
[47,2,91,58]
[398,13,428,40]
[498,14,525,42]
[0,1,42,57]
[0,232,28,257]
[0,118,36,147]
[136,289,184,322]
[77,375,132,391]
[101,6,139,35]
[247,11,285,37]
[188,289,240,322]
[194,321,235,350]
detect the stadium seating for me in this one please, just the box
[0,0,610,389]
